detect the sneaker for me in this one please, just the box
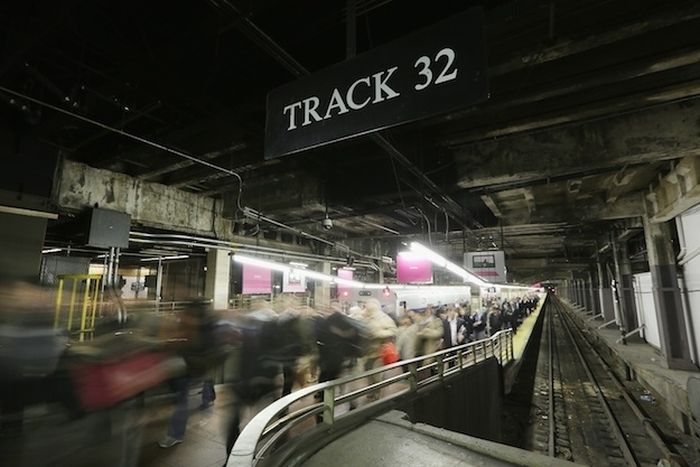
[158,436,183,448]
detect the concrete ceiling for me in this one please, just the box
[3,0,700,282]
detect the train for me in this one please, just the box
[339,283,541,317]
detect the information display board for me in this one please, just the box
[465,251,506,283]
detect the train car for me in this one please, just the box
[341,285,475,318]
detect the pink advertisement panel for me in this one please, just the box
[337,268,353,298]
[242,264,272,294]
[397,252,433,284]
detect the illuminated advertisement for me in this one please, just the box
[242,264,272,294]
[397,252,434,284]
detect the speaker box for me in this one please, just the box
[85,208,131,248]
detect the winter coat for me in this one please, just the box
[396,323,418,360]
[415,315,444,357]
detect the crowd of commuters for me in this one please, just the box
[0,279,540,466]
[394,294,540,361]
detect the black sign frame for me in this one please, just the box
[264,7,489,159]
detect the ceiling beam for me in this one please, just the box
[453,99,700,191]
[648,156,700,222]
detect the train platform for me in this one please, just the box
[563,299,699,434]
[503,299,545,393]
[1,302,545,467]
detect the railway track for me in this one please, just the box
[531,296,686,466]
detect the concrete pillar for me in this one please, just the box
[584,277,592,311]
[204,249,231,309]
[0,212,47,281]
[643,216,695,370]
[313,262,332,308]
[609,262,622,326]
[588,270,599,316]
[596,261,605,315]
[597,260,615,321]
[612,240,638,334]
[577,278,584,307]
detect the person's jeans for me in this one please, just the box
[166,378,189,439]
[167,378,216,439]
[202,379,216,407]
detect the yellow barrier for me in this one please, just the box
[54,274,103,341]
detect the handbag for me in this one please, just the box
[71,350,182,410]
[380,341,400,365]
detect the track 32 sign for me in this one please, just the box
[264,8,488,159]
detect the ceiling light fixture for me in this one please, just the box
[409,242,488,286]
[140,255,190,262]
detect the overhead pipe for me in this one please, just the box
[128,235,380,270]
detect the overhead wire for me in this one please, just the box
[0,85,246,212]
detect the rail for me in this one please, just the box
[228,328,514,467]
[558,298,681,465]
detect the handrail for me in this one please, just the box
[228,328,515,466]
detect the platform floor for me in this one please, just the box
[512,300,544,361]
[305,411,579,467]
[564,298,700,432]
[1,305,546,467]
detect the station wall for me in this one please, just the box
[633,272,662,350]
[678,206,700,364]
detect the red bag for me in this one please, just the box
[71,351,173,410]
[380,342,400,365]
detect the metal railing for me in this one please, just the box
[229,328,514,467]
[54,274,102,341]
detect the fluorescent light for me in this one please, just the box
[41,248,62,254]
[141,255,190,262]
[233,254,290,273]
[409,242,488,287]
[496,284,540,291]
[289,261,308,268]
[298,270,329,281]
[334,277,365,287]
[409,242,448,266]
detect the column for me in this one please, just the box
[597,260,615,321]
[612,240,638,334]
[313,261,332,309]
[0,212,47,281]
[583,277,592,311]
[588,270,599,316]
[204,249,231,309]
[597,261,606,316]
[577,278,584,307]
[643,216,694,370]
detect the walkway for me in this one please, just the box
[305,410,579,467]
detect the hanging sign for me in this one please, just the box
[264,7,488,159]
[396,252,433,284]
[465,251,506,284]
